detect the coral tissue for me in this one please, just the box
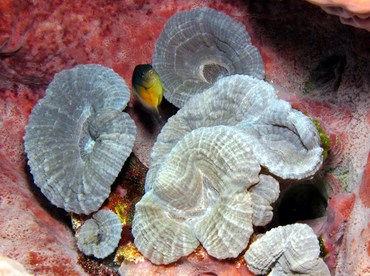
[77,210,122,259]
[132,9,324,264]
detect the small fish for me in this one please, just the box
[132,64,165,114]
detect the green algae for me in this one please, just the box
[312,119,330,160]
[318,236,329,258]
[303,80,315,94]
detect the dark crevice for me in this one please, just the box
[272,177,328,227]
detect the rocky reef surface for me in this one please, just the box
[0,0,369,275]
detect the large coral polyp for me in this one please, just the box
[23,64,137,215]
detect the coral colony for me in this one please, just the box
[245,224,330,274]
[133,74,324,265]
[23,7,330,273]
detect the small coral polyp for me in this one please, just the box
[77,210,122,259]
[244,224,330,275]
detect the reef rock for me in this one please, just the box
[306,0,370,31]
[0,156,86,275]
[0,255,31,276]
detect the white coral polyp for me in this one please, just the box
[244,223,330,275]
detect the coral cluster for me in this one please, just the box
[132,74,324,264]
[23,64,137,215]
[145,74,277,191]
[1,0,369,274]
[131,7,326,266]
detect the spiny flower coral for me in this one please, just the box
[152,7,264,108]
[77,210,122,259]
[24,64,137,215]
[245,223,330,275]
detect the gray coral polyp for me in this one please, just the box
[153,7,265,108]
[237,100,323,179]
[133,126,259,264]
[24,64,137,215]
[77,210,123,259]
[145,75,277,192]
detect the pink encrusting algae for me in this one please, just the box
[0,0,369,274]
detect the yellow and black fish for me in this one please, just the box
[132,64,165,114]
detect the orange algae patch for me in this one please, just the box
[359,153,370,208]
[104,192,135,225]
[114,242,144,264]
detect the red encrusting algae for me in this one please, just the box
[360,152,370,208]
